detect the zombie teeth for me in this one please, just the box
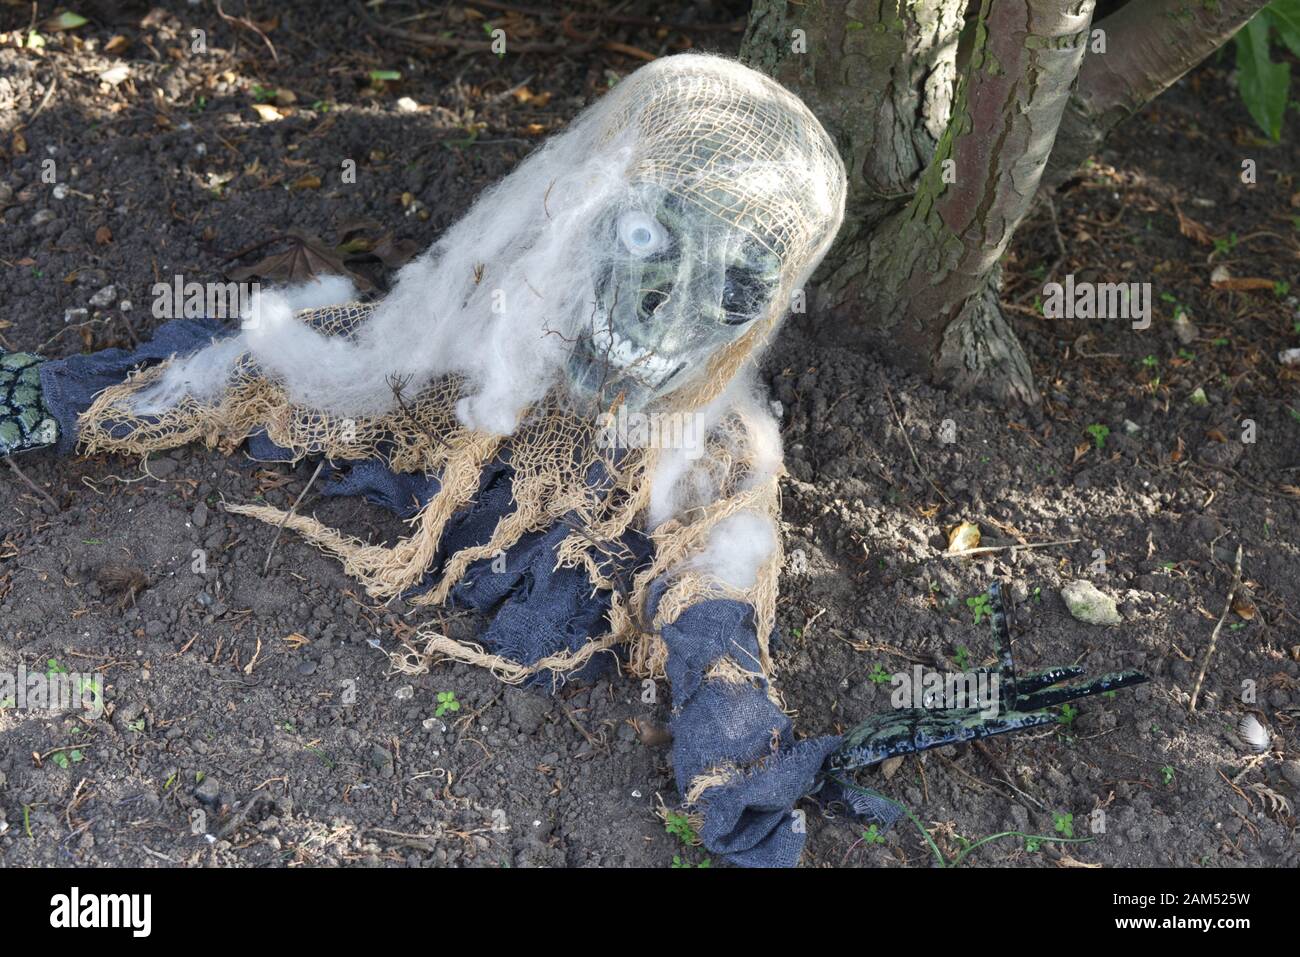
[589,319,675,378]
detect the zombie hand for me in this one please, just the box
[824,581,1147,775]
[0,350,59,456]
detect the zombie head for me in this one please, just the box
[567,57,847,410]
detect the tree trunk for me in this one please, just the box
[744,0,1271,406]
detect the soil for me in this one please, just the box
[1,2,1297,868]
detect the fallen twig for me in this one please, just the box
[939,538,1080,559]
[1189,544,1243,713]
[881,379,952,506]
[4,455,58,511]
[262,459,326,576]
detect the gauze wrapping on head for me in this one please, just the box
[132,54,845,435]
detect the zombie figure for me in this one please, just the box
[0,55,1144,866]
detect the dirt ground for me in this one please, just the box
[1,2,1297,868]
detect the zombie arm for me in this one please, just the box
[0,320,230,457]
[0,351,59,455]
[824,582,1147,776]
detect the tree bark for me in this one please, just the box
[1045,0,1271,188]
[742,0,968,268]
[742,0,1272,406]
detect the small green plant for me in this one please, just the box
[1161,765,1176,786]
[953,645,971,670]
[435,691,461,717]
[250,84,277,103]
[1212,233,1240,256]
[665,811,698,846]
[967,593,992,625]
[1058,703,1078,727]
[45,659,68,678]
[666,812,711,867]
[1054,812,1074,839]
[1084,423,1110,450]
[50,749,84,770]
[836,778,1094,867]
[1140,354,1159,370]
[861,824,886,845]
[868,663,892,685]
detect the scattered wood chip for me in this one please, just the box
[946,521,980,555]
[1211,275,1276,291]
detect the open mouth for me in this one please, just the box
[573,312,685,394]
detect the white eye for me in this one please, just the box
[616,211,667,257]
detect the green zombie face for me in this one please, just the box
[567,187,783,409]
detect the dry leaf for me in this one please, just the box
[11,130,26,154]
[880,755,903,780]
[290,174,321,190]
[946,521,981,555]
[227,232,362,289]
[1232,597,1256,620]
[1072,442,1090,465]
[251,103,284,122]
[1174,204,1212,245]
[105,34,129,54]
[94,225,112,245]
[514,87,552,107]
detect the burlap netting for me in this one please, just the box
[76,302,783,689]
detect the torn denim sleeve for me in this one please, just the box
[649,588,842,867]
